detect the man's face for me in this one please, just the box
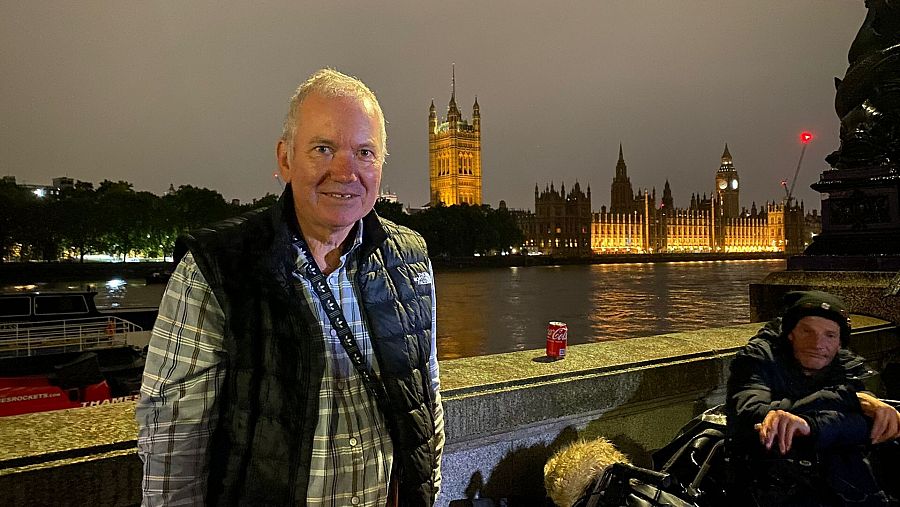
[277,93,383,241]
[788,316,841,373]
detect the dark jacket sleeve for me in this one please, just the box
[726,326,871,451]
[727,341,798,447]
[788,385,867,448]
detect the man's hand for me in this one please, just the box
[755,409,811,454]
[857,392,900,444]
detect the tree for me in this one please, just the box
[491,206,525,254]
[95,180,149,261]
[57,185,100,262]
[402,203,525,257]
[0,181,32,261]
[374,199,407,225]
[245,193,279,210]
[164,185,237,234]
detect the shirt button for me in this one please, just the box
[330,329,337,337]
[349,437,358,447]
[350,496,360,505]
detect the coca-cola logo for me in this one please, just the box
[549,328,567,341]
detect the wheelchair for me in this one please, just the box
[574,401,900,507]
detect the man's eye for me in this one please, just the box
[313,146,332,154]
[358,149,376,160]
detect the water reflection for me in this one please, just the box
[1,279,165,310]
[435,260,784,359]
[4,259,785,360]
[104,278,128,307]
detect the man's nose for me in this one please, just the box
[329,151,359,182]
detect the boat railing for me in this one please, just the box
[0,317,144,358]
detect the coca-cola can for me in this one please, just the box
[546,321,568,359]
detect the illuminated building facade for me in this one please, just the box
[429,69,482,206]
[526,145,819,255]
[588,145,814,254]
[532,181,592,256]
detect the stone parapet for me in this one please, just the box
[750,270,900,331]
[1,317,897,506]
[439,316,897,504]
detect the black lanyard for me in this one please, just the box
[292,234,388,406]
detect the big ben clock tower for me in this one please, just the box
[715,144,740,218]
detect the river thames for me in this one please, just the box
[8,258,785,360]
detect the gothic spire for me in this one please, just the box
[451,63,456,102]
[615,143,628,179]
[447,64,460,118]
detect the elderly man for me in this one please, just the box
[726,290,900,506]
[136,69,444,506]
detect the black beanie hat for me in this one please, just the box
[781,290,852,344]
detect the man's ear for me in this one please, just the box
[276,139,291,182]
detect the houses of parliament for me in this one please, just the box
[523,145,820,256]
[426,78,819,256]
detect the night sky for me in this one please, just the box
[1,1,866,211]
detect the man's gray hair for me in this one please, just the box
[281,68,387,159]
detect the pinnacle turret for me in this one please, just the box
[448,64,460,118]
[721,143,733,165]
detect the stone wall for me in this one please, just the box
[2,317,897,507]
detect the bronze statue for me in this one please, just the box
[826,0,900,169]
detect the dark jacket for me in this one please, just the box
[725,318,888,506]
[176,189,439,506]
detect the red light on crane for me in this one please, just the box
[800,132,813,144]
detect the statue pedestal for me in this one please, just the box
[802,164,900,255]
[754,163,900,323]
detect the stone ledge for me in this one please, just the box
[0,316,896,506]
[440,315,893,441]
[750,270,900,325]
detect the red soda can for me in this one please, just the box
[546,321,568,359]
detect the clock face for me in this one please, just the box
[718,179,727,190]
[731,179,739,190]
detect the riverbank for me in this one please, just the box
[0,252,786,283]
[430,251,786,269]
[0,262,171,284]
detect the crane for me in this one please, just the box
[784,132,813,206]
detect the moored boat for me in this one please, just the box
[0,291,157,416]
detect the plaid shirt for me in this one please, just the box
[136,223,443,506]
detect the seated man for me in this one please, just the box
[726,290,900,506]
